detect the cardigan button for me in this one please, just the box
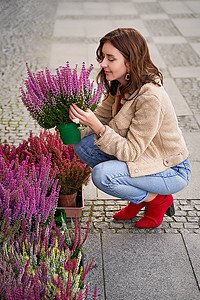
[134,169,139,173]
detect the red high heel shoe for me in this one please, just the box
[113,201,147,220]
[135,194,174,228]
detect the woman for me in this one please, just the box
[69,28,191,228]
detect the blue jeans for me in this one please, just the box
[74,134,191,204]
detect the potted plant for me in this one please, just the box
[20,62,104,144]
[0,130,91,217]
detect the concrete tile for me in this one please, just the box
[102,233,200,300]
[83,179,97,200]
[172,19,200,37]
[83,2,110,15]
[97,189,120,200]
[148,43,166,68]
[131,0,156,2]
[163,78,192,116]
[53,20,85,38]
[83,233,105,299]
[160,1,192,14]
[152,36,187,44]
[157,43,200,67]
[113,19,150,37]
[182,233,200,290]
[175,161,200,200]
[56,3,83,16]
[85,20,114,38]
[145,19,180,36]
[49,43,88,69]
[194,113,200,127]
[182,132,200,162]
[186,1,200,14]
[134,2,165,14]
[191,43,200,57]
[169,67,200,78]
[141,14,169,20]
[111,3,138,15]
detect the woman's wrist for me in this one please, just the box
[95,125,106,138]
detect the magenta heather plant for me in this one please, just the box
[20,62,104,129]
[0,154,60,226]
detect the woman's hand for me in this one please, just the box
[69,104,105,135]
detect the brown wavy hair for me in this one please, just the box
[96,28,163,98]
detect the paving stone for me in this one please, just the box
[184,223,200,229]
[170,222,184,229]
[163,78,192,116]
[92,211,105,217]
[145,19,180,36]
[160,1,192,14]
[182,233,200,290]
[188,211,198,217]
[83,233,104,299]
[102,233,200,299]
[186,217,199,223]
[174,209,187,216]
[169,66,200,78]
[172,19,200,37]
[173,216,187,222]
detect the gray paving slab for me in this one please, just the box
[160,1,192,14]
[182,233,200,290]
[175,161,200,200]
[163,78,192,116]
[102,233,200,300]
[183,132,200,162]
[169,67,200,78]
[172,19,200,37]
[83,233,105,300]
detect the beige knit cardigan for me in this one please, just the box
[81,82,189,177]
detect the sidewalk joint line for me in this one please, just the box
[181,233,200,292]
[100,232,107,300]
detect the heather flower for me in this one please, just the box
[20,62,104,129]
[0,216,97,299]
[22,130,91,195]
[0,154,60,227]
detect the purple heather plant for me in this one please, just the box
[0,154,60,226]
[20,62,104,129]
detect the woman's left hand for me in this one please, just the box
[69,104,105,134]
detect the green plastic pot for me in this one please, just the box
[57,123,81,145]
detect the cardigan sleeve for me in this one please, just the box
[93,94,164,162]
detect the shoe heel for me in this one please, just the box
[165,203,175,217]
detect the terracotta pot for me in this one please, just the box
[59,192,77,207]
[57,189,84,218]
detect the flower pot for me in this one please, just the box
[59,192,77,207]
[57,123,81,145]
[57,189,84,218]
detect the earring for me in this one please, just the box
[125,72,130,81]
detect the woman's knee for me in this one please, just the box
[92,163,108,189]
[73,140,82,155]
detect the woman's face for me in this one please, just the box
[100,42,129,85]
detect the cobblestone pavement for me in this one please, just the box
[1,0,200,233]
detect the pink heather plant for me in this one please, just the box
[20,62,104,129]
[25,130,91,195]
